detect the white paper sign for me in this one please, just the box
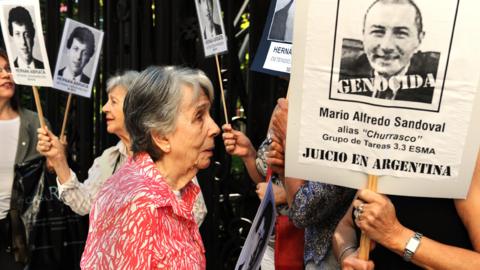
[286,0,480,198]
[194,0,228,57]
[52,19,104,98]
[0,0,53,87]
[263,42,292,73]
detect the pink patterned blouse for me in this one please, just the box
[80,152,206,270]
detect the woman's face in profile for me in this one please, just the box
[102,85,127,137]
[0,56,15,102]
[166,85,220,170]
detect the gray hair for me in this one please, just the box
[106,70,139,93]
[124,65,214,161]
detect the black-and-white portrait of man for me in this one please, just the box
[58,26,95,84]
[7,6,43,69]
[268,0,295,43]
[338,0,441,104]
[236,198,275,270]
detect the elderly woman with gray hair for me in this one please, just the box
[37,71,138,215]
[37,70,208,224]
[80,66,220,269]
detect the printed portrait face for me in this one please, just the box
[67,38,90,75]
[11,22,33,62]
[363,1,424,77]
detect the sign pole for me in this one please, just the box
[32,86,46,129]
[215,54,229,124]
[358,174,378,260]
[60,93,72,142]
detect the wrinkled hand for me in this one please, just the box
[268,98,288,148]
[221,124,255,159]
[342,250,375,270]
[256,182,287,204]
[267,139,285,176]
[353,189,407,248]
[37,127,67,167]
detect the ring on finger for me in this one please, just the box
[353,203,365,220]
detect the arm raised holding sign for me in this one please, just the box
[333,151,480,270]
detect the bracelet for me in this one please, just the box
[338,245,358,263]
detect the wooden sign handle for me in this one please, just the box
[60,93,72,142]
[358,174,378,260]
[32,86,46,129]
[215,54,229,124]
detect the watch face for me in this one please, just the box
[406,238,420,251]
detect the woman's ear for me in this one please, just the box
[151,132,171,153]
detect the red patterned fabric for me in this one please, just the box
[81,152,205,270]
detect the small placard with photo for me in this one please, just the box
[251,0,295,77]
[0,0,53,87]
[52,18,104,98]
[194,0,228,57]
[235,181,276,270]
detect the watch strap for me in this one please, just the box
[403,232,423,262]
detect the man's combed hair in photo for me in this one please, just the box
[67,27,96,58]
[363,0,424,38]
[8,6,35,38]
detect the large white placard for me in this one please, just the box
[286,0,480,198]
[0,0,53,87]
[52,19,104,98]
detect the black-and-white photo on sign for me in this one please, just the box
[330,0,458,112]
[251,0,295,77]
[286,0,480,198]
[268,0,295,43]
[235,181,276,270]
[52,18,103,98]
[0,0,53,87]
[194,0,228,57]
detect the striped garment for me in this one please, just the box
[81,152,205,270]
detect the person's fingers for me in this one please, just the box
[269,140,283,150]
[267,157,284,167]
[357,189,383,204]
[277,98,288,109]
[37,127,47,135]
[225,145,235,153]
[221,123,232,132]
[222,131,235,140]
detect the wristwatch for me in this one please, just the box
[403,232,423,262]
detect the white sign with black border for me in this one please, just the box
[286,0,480,198]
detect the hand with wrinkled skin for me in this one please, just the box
[268,98,288,148]
[256,182,287,205]
[37,127,71,182]
[267,139,285,176]
[341,250,375,270]
[352,190,407,249]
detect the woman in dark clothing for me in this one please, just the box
[0,48,45,269]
